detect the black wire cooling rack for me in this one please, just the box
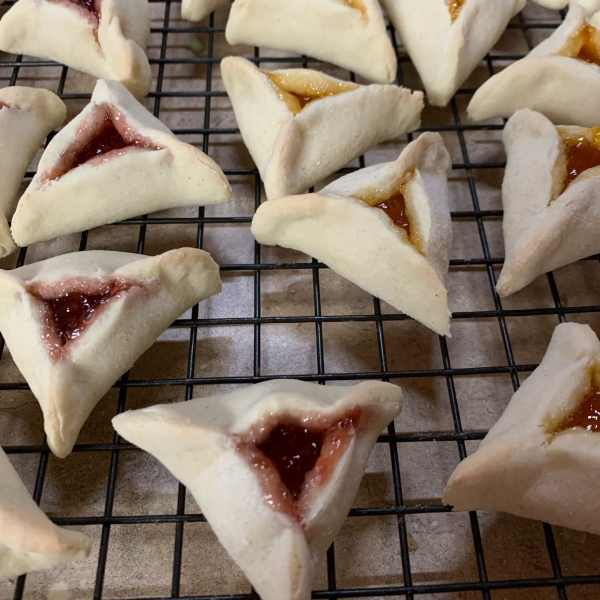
[1,1,600,599]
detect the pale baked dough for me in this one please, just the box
[532,0,565,6]
[225,0,397,84]
[381,0,526,107]
[0,87,66,259]
[497,109,600,296]
[10,79,232,248]
[113,379,403,600]
[469,3,600,125]
[251,133,452,335]
[532,0,600,11]
[221,57,423,200]
[443,322,600,535]
[182,0,227,21]
[0,248,222,458]
[0,446,90,578]
[0,0,152,99]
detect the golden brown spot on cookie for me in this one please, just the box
[342,0,367,15]
[237,409,361,524]
[446,0,465,22]
[558,22,600,67]
[264,71,359,115]
[44,103,161,182]
[552,376,600,433]
[353,172,423,251]
[557,126,600,189]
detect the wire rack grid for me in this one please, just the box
[1,1,600,599]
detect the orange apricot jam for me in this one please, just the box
[264,71,358,115]
[554,385,600,433]
[558,23,600,67]
[353,173,423,251]
[557,126,600,187]
[446,0,465,23]
[373,193,411,236]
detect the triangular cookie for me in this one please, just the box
[443,322,600,535]
[112,379,402,600]
[10,79,232,249]
[182,0,227,21]
[225,0,397,84]
[0,446,90,578]
[0,0,152,99]
[469,3,600,125]
[381,0,526,107]
[497,108,600,296]
[0,87,66,259]
[221,57,423,200]
[251,132,453,335]
[0,247,222,458]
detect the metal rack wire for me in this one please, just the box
[1,0,600,599]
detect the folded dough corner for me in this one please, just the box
[113,379,403,600]
[443,322,600,536]
[251,132,453,336]
[0,248,222,458]
[10,79,232,248]
[181,0,228,21]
